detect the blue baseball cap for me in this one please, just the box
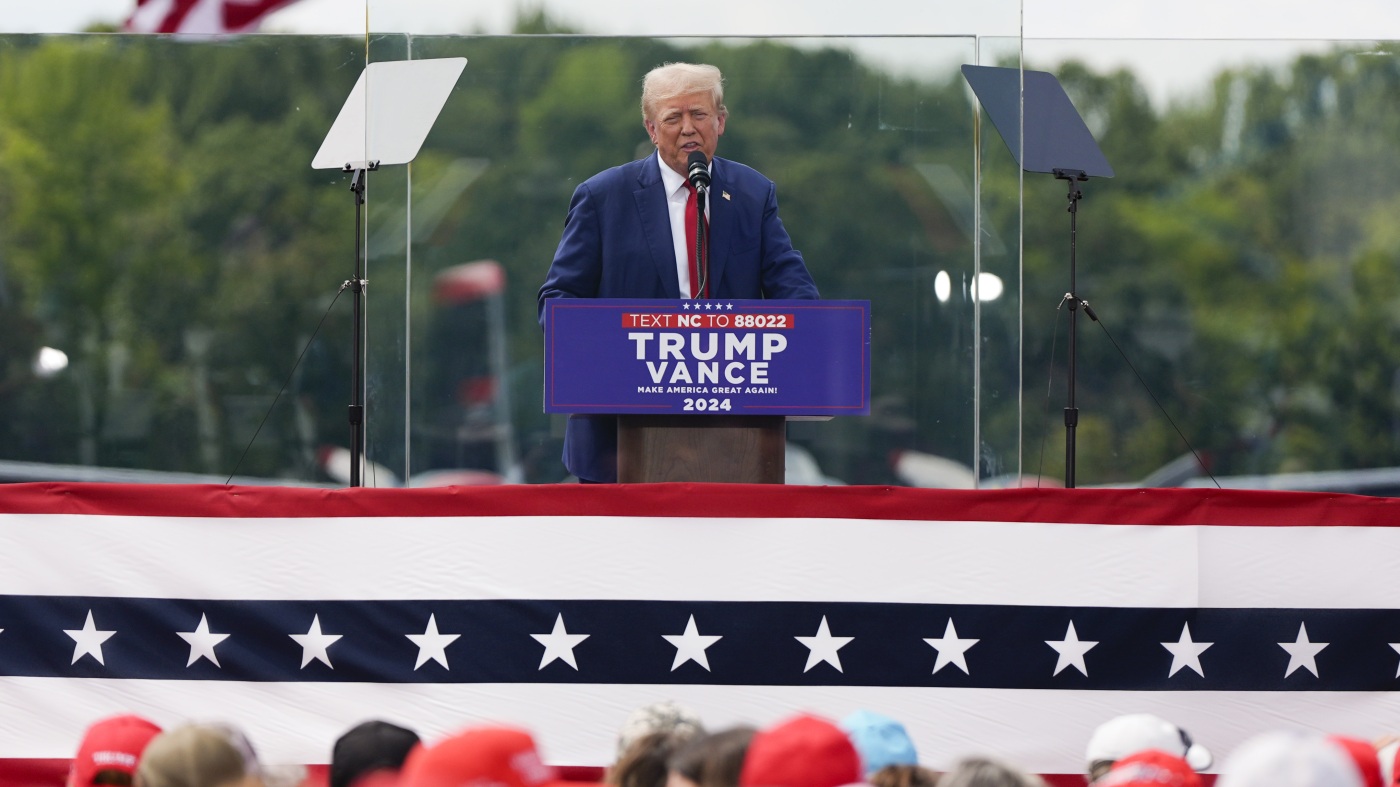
[840,710,918,776]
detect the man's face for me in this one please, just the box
[645,90,726,177]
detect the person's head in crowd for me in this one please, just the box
[612,732,700,787]
[69,714,164,787]
[738,715,860,787]
[839,710,934,787]
[866,764,941,787]
[608,701,706,787]
[615,702,706,762]
[330,720,421,787]
[1084,714,1212,784]
[397,726,571,787]
[1093,751,1199,787]
[668,727,757,787]
[1330,736,1384,787]
[937,757,1044,787]
[134,723,263,787]
[840,710,918,778]
[1217,731,1362,787]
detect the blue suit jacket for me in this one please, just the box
[538,154,819,482]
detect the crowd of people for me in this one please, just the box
[59,704,1400,787]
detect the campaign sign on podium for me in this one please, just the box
[545,299,870,415]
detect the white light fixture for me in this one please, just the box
[32,347,69,378]
[933,270,951,302]
[971,272,1004,302]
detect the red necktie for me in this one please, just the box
[684,181,709,298]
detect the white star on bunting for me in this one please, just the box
[64,610,115,666]
[290,614,342,669]
[795,615,854,673]
[662,615,722,672]
[1046,621,1098,677]
[406,614,460,670]
[177,613,230,668]
[1279,622,1328,678]
[924,618,979,674]
[531,613,589,671]
[1161,622,1213,678]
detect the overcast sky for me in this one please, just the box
[8,0,1400,38]
[5,0,1400,105]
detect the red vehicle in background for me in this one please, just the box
[414,259,518,485]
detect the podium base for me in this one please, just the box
[617,415,785,484]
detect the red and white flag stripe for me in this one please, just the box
[124,0,302,35]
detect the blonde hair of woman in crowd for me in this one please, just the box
[135,724,263,787]
[938,757,1046,787]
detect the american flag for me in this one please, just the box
[0,483,1397,779]
[124,0,303,35]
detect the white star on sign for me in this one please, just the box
[1046,621,1098,677]
[406,614,460,670]
[726,303,733,310]
[290,614,342,669]
[65,610,116,666]
[683,303,691,310]
[923,618,979,675]
[1161,623,1213,678]
[663,615,722,671]
[1279,622,1328,678]
[531,613,589,670]
[795,615,854,673]
[177,614,230,668]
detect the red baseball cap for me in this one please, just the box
[739,715,862,787]
[1096,750,1202,787]
[398,727,574,787]
[1330,736,1383,787]
[68,715,163,787]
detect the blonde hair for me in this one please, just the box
[640,63,726,122]
[135,725,258,787]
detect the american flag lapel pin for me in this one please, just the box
[722,191,731,201]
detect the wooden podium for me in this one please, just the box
[544,298,870,485]
[617,414,785,483]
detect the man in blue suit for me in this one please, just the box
[538,62,819,483]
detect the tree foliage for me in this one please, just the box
[0,32,1397,485]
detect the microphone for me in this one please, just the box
[686,150,711,194]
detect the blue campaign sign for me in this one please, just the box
[544,299,870,416]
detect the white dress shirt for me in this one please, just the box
[657,151,711,297]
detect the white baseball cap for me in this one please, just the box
[1085,714,1213,772]
[1218,732,1360,787]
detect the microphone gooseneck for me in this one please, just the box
[685,151,710,297]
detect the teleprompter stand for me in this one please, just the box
[312,57,467,487]
[962,65,1115,488]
